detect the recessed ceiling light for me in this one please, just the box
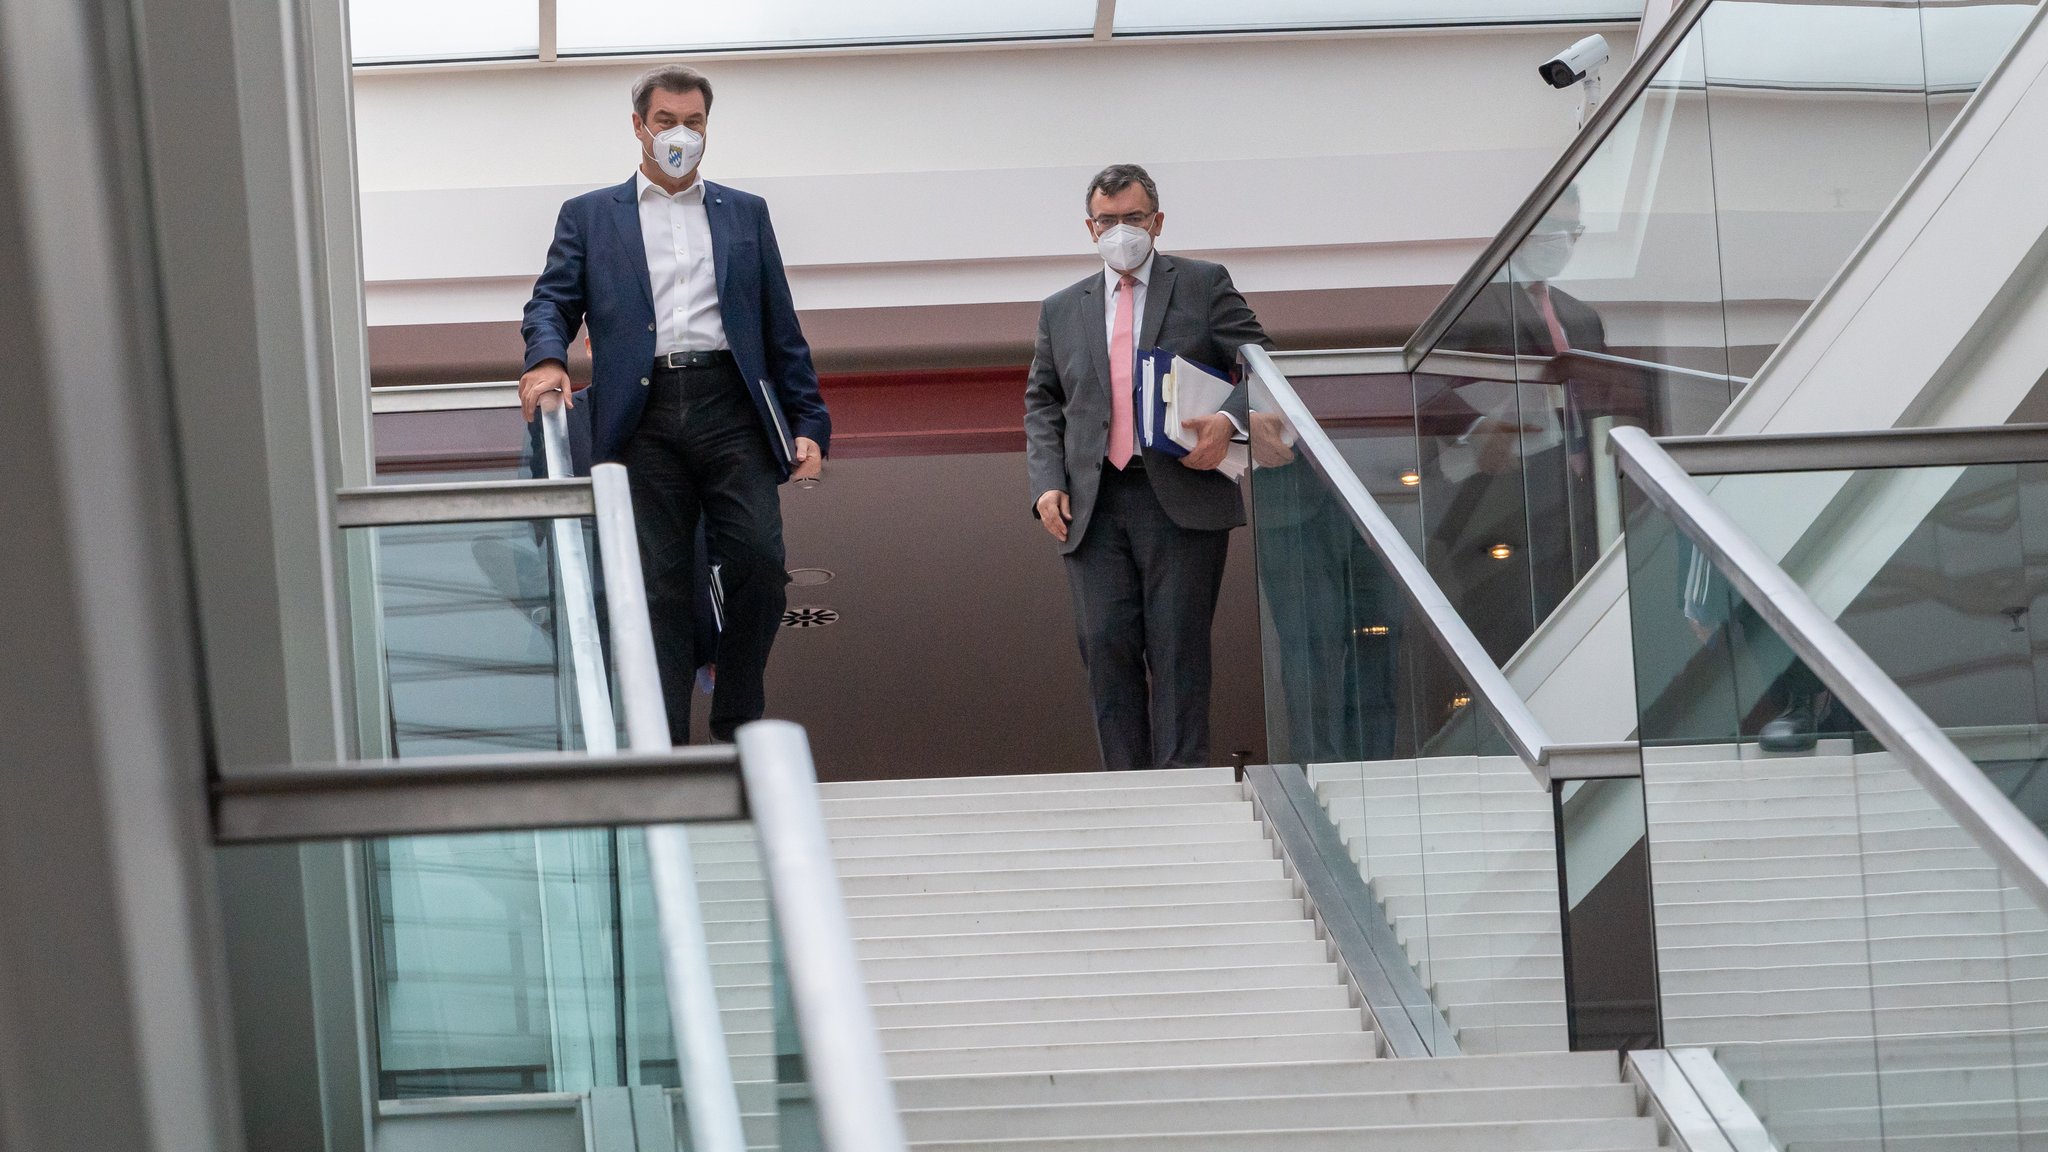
[788,568,834,587]
[1399,471,1422,487]
[1488,542,1515,561]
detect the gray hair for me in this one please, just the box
[1086,164,1159,213]
[632,65,714,120]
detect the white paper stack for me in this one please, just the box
[1164,355,1248,481]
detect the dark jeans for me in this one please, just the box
[619,358,787,744]
[1064,462,1231,771]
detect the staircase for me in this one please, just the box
[1303,746,2048,1151]
[808,766,1667,1150]
[1645,746,2048,1152]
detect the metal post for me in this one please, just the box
[739,721,911,1152]
[591,462,747,1152]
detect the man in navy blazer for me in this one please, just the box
[519,64,829,744]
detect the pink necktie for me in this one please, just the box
[1108,274,1138,470]
[1530,282,1570,354]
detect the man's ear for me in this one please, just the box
[1150,211,1166,236]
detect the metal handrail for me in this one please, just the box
[1656,423,2048,476]
[739,722,911,1152]
[1241,345,1561,781]
[1401,0,1713,368]
[1607,424,2048,912]
[578,447,749,1152]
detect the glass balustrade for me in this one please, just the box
[1249,363,1569,1057]
[1620,451,2048,1150]
[1390,0,2039,661]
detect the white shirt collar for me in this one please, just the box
[637,169,707,204]
[1103,250,1156,293]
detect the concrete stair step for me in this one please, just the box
[833,839,1277,877]
[825,803,1258,837]
[865,962,1345,1006]
[870,985,1355,1028]
[830,821,1264,856]
[851,899,1311,939]
[843,878,1298,918]
[889,1050,1626,1109]
[880,1007,1367,1052]
[884,1030,1381,1077]
[902,1115,1660,1151]
[859,939,1331,982]
[899,1083,1640,1141]
[821,783,1246,819]
[820,768,1235,799]
[855,919,1319,960]
[839,859,1285,897]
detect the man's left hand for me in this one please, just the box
[1179,413,1237,471]
[792,437,825,482]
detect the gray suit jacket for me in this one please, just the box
[1024,253,1271,555]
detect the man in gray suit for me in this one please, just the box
[1025,164,1271,771]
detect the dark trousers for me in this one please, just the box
[1064,463,1231,771]
[619,358,787,744]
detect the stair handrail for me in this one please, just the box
[1607,423,2048,911]
[1241,347,1638,785]
[1402,0,1714,368]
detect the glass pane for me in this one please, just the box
[1702,1,1932,378]
[355,515,614,758]
[559,0,1096,54]
[1923,0,2041,140]
[1252,371,1420,767]
[1415,270,1539,665]
[350,0,539,63]
[1250,369,1566,1055]
[1113,0,1636,32]
[1623,475,2048,1150]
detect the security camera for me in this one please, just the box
[1539,34,1609,88]
[1539,34,1609,127]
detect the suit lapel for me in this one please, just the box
[1078,275,1112,405]
[705,180,734,303]
[609,178,654,314]
[1138,253,1176,350]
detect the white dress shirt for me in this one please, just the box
[637,170,727,354]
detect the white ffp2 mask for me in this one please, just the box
[1511,230,1575,283]
[1096,224,1154,272]
[643,123,704,180]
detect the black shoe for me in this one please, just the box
[1759,704,1818,753]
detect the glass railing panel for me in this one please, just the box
[253,816,819,1148]
[1392,0,2040,652]
[1250,368,1567,1056]
[1654,461,2048,808]
[1623,467,2048,1151]
[1700,1,1934,378]
[1924,0,2041,141]
[357,512,617,759]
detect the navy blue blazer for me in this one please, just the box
[521,176,831,477]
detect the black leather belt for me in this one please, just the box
[655,349,734,370]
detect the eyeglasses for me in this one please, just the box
[1090,211,1156,230]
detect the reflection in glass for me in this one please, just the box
[1703,1,1932,378]
[1923,1,2041,140]
[1622,470,2048,1149]
[1250,370,1567,1056]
